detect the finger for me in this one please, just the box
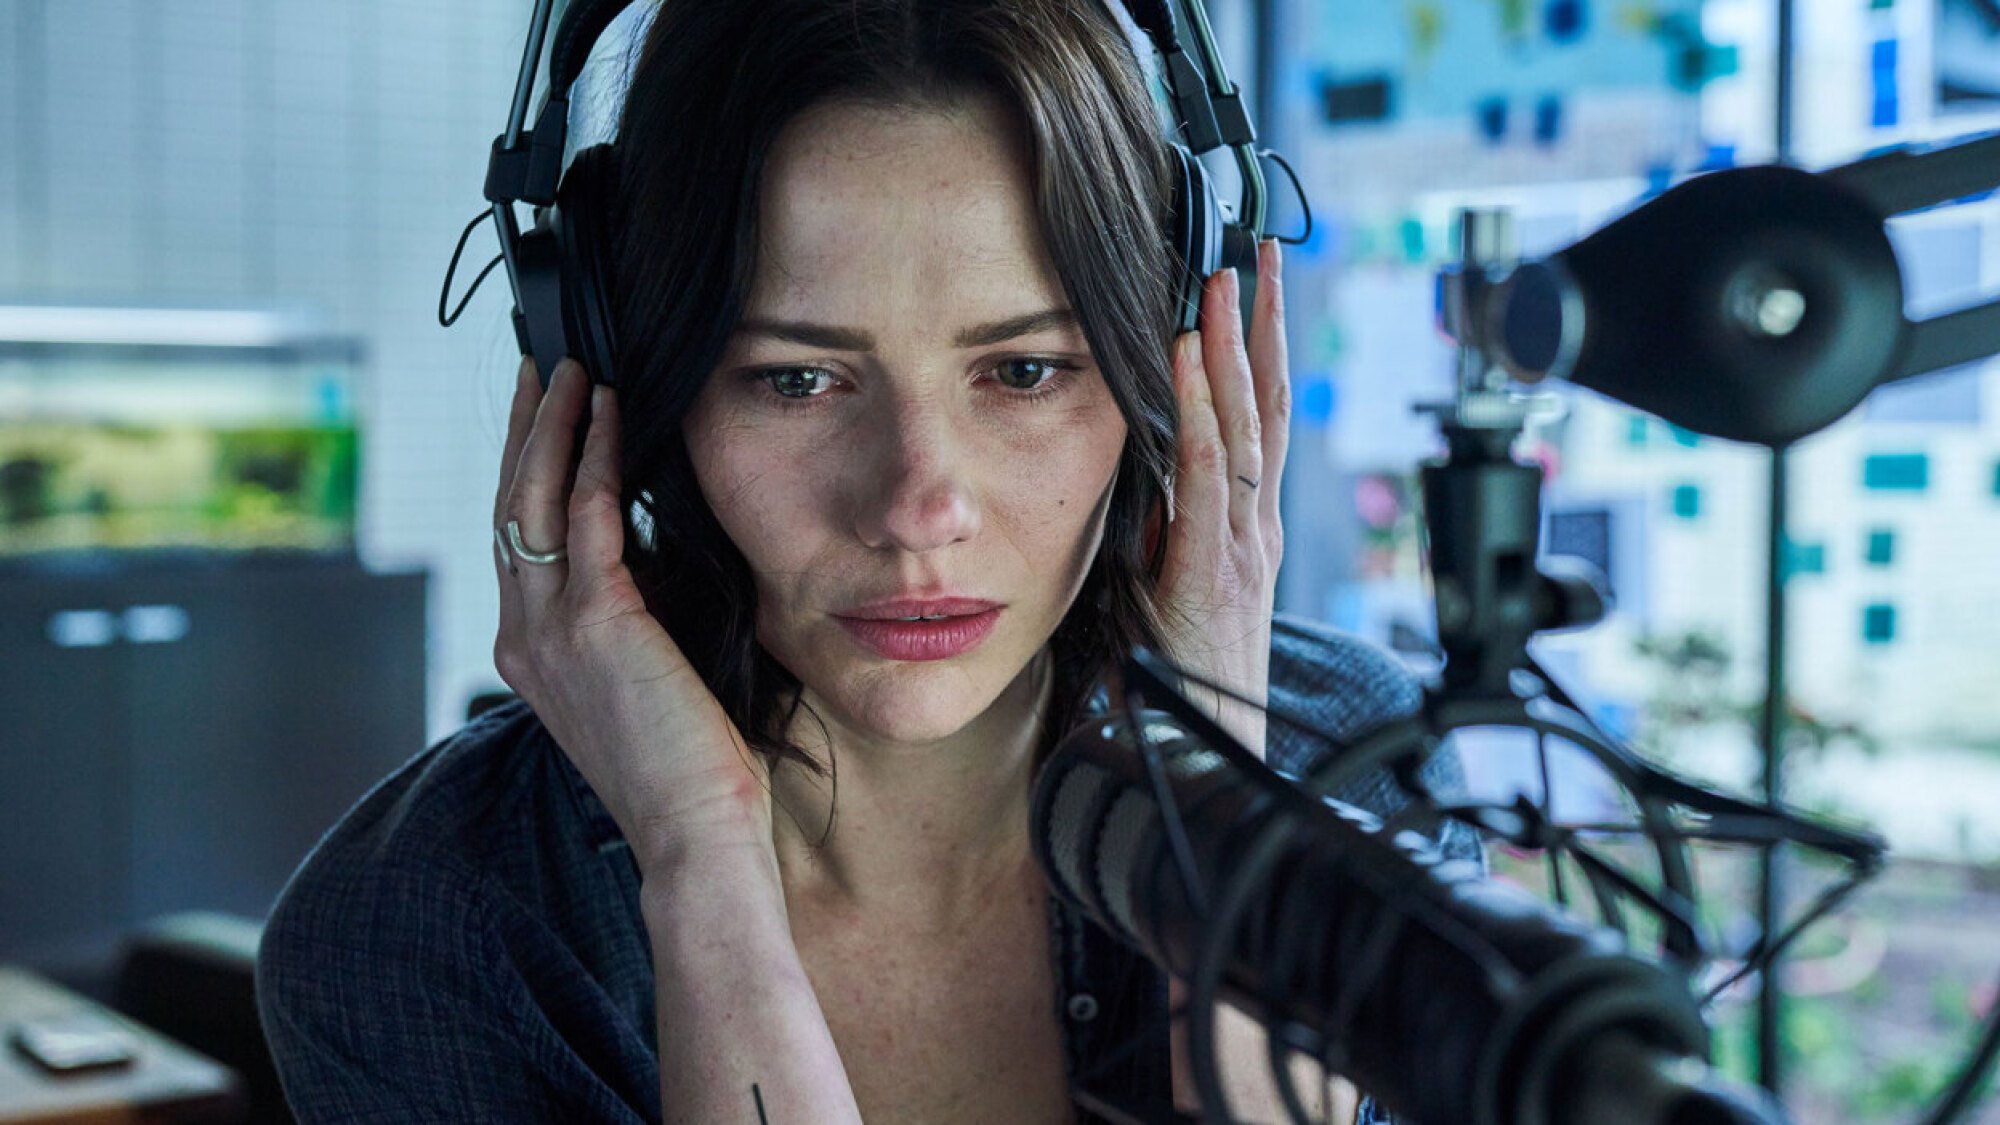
[1248,238,1290,534]
[1200,266,1262,538]
[505,357,591,599]
[495,356,541,527]
[494,356,541,622]
[1171,328,1227,560]
[568,383,626,587]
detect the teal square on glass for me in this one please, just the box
[1865,528,1895,566]
[1863,453,1928,491]
[1787,541,1826,576]
[1863,603,1897,644]
[1671,483,1701,519]
[1627,416,1650,447]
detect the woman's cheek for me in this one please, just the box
[999,414,1123,541]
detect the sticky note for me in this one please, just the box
[1546,0,1587,42]
[1535,94,1563,145]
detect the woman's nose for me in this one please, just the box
[849,400,981,554]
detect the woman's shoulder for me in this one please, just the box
[258,699,603,967]
[286,699,563,882]
[254,700,655,1120]
[1266,615,1480,864]
[1268,612,1424,744]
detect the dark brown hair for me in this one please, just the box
[604,0,1182,810]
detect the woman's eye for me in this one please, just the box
[763,368,834,399]
[994,358,1061,391]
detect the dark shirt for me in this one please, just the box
[257,614,1476,1122]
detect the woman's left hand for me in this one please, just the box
[1152,236,1289,761]
[1155,241,1349,1122]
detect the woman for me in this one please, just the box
[259,1,1469,1120]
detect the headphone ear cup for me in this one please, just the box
[1165,144,1225,335]
[515,209,570,388]
[553,144,622,387]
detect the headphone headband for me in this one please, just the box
[465,0,1285,383]
[490,0,1259,202]
[543,0,1198,115]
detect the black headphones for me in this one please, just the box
[447,0,1301,390]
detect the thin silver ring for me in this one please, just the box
[504,519,568,565]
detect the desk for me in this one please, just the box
[0,968,242,1124]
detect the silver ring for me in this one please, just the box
[504,519,567,565]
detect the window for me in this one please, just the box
[1788,541,1827,576]
[1863,603,1897,644]
[1865,528,1895,566]
[1863,453,1929,492]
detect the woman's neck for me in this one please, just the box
[768,649,1054,931]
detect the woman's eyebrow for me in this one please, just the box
[732,308,1078,351]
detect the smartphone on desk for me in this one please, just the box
[9,1011,141,1075]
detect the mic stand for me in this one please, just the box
[1324,206,1890,1028]
[1104,137,2000,1120]
[1109,209,1891,1124]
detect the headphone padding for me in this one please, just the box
[515,215,570,387]
[1167,145,1224,334]
[556,144,621,386]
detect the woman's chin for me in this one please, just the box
[835,679,992,746]
[801,657,1031,748]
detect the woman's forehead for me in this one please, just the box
[747,94,1066,326]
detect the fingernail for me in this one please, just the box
[554,358,581,388]
[1178,331,1201,372]
[1225,267,1241,311]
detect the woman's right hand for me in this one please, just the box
[492,355,774,869]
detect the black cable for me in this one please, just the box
[1257,147,1313,246]
[438,209,505,328]
[1922,964,2000,1125]
[1130,680,1213,922]
[1699,872,1872,1006]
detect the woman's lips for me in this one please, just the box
[834,607,1002,661]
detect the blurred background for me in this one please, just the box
[0,0,1995,1122]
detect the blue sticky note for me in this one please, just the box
[1288,214,1330,262]
[1296,375,1337,426]
[1534,95,1563,145]
[1477,96,1509,142]
[1546,0,1587,42]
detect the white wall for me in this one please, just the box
[3,0,539,742]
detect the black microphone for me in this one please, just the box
[1487,163,1903,448]
[1486,130,2000,448]
[1030,707,1786,1125]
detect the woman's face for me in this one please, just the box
[683,90,1128,749]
